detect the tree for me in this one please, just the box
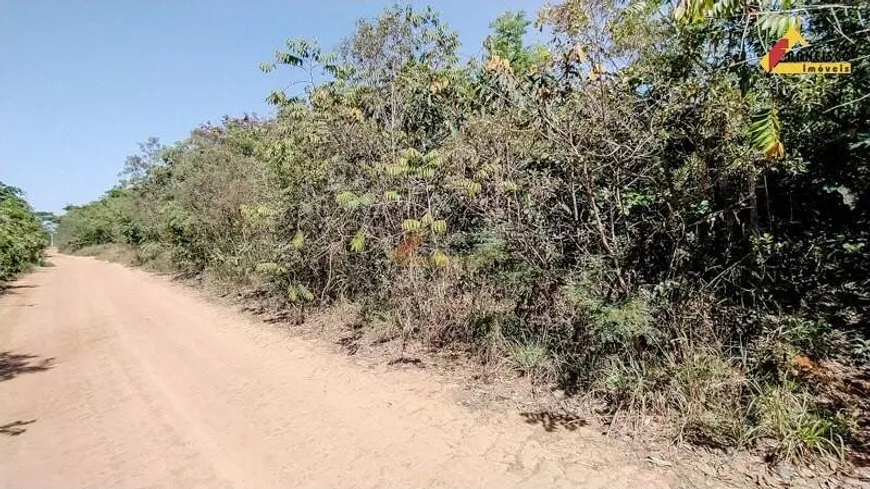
[119,137,166,187]
[0,182,48,281]
[484,11,548,75]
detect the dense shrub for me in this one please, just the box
[0,183,49,282]
[56,1,869,463]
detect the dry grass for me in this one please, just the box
[73,244,141,266]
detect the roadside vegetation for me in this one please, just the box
[0,183,50,284]
[56,1,868,465]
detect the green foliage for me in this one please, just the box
[591,298,654,345]
[750,106,784,159]
[506,340,552,379]
[54,1,870,464]
[752,382,845,462]
[0,183,49,282]
[485,11,549,75]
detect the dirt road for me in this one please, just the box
[1,254,678,488]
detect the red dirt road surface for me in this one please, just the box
[1,254,677,488]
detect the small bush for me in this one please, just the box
[752,382,845,463]
[590,297,655,346]
[671,350,749,448]
[505,340,553,381]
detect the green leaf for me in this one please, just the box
[758,14,800,41]
[401,219,421,232]
[290,230,305,250]
[350,229,366,252]
[266,91,288,105]
[676,0,743,24]
[385,164,409,177]
[431,220,447,234]
[256,262,287,275]
[749,106,784,159]
[429,250,449,268]
[297,284,315,302]
[275,50,302,66]
[335,191,356,204]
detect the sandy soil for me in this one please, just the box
[0,253,701,488]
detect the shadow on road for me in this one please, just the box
[0,420,36,436]
[0,284,39,296]
[0,352,54,382]
[520,411,587,432]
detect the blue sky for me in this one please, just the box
[1,0,545,213]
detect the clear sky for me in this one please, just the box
[1,0,545,213]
